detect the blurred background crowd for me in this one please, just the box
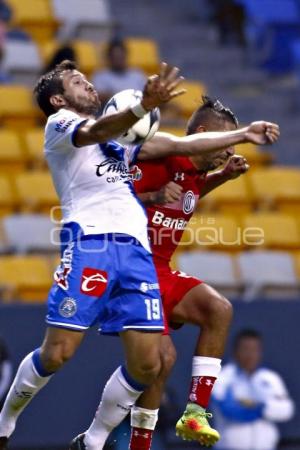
[0,0,300,449]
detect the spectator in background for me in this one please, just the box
[42,41,77,75]
[92,38,146,105]
[0,46,11,83]
[211,0,246,47]
[212,329,295,450]
[0,0,12,44]
[0,338,12,411]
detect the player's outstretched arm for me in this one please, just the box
[75,62,185,146]
[199,155,250,199]
[138,121,280,160]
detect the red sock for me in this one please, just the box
[189,376,217,408]
[129,427,154,450]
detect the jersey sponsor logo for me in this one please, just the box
[54,117,76,133]
[54,242,74,290]
[128,164,142,181]
[140,281,160,293]
[59,297,77,318]
[152,210,187,230]
[174,172,185,181]
[96,157,131,183]
[183,190,196,214]
[80,267,108,296]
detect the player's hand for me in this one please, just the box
[245,121,280,145]
[155,181,183,204]
[222,155,250,180]
[141,62,186,111]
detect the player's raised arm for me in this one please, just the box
[75,63,185,146]
[137,121,280,160]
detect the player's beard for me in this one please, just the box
[64,93,101,117]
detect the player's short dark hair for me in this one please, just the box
[233,329,262,350]
[186,95,238,135]
[34,59,78,117]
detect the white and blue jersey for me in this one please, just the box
[44,108,164,334]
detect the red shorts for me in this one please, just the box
[155,264,203,335]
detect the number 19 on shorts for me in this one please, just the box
[144,298,161,320]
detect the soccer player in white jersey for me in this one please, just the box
[0,60,280,450]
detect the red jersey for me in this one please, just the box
[135,155,207,265]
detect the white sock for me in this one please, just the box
[0,351,52,438]
[131,406,159,430]
[84,366,145,450]
[192,356,222,377]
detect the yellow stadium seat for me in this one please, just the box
[14,172,59,214]
[293,251,300,281]
[38,40,60,65]
[159,126,185,137]
[248,167,300,211]
[0,255,52,302]
[0,85,38,129]
[6,0,59,43]
[22,128,46,169]
[39,40,99,78]
[235,142,273,167]
[200,173,253,217]
[73,40,99,77]
[0,175,17,217]
[242,213,300,250]
[0,130,26,174]
[171,80,206,119]
[180,213,242,251]
[125,38,160,75]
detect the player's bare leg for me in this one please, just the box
[0,327,84,449]
[171,282,232,446]
[129,283,232,449]
[128,336,176,450]
[71,331,163,450]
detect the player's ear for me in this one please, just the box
[195,125,206,133]
[49,94,66,109]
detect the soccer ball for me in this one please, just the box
[102,89,161,146]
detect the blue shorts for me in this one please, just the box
[46,228,164,335]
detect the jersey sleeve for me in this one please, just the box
[44,109,88,154]
[261,371,295,422]
[125,144,143,165]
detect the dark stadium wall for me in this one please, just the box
[0,301,299,448]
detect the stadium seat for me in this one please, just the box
[180,213,243,251]
[159,126,185,137]
[52,0,113,41]
[0,85,38,129]
[177,250,241,297]
[125,38,160,75]
[235,142,273,167]
[39,40,99,78]
[0,130,26,174]
[293,251,300,281]
[248,167,300,212]
[2,39,42,85]
[6,0,59,43]
[201,174,253,217]
[171,80,206,119]
[22,128,46,169]
[238,250,300,300]
[0,175,17,217]
[2,214,59,253]
[73,40,99,77]
[242,212,300,250]
[14,172,59,214]
[0,255,52,302]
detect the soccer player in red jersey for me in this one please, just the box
[129,97,250,448]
